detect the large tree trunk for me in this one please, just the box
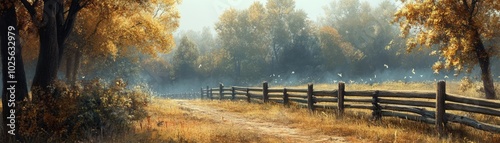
[0,5,29,141]
[31,1,60,101]
[474,31,496,99]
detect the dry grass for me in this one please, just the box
[99,99,284,143]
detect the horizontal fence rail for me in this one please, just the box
[200,81,500,136]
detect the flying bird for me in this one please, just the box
[198,64,202,68]
[384,64,389,68]
[338,73,342,77]
[444,75,449,79]
[291,71,295,74]
[412,68,416,74]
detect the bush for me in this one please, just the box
[18,79,150,142]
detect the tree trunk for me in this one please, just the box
[474,31,496,99]
[65,51,74,83]
[71,50,81,86]
[31,0,60,101]
[0,5,29,141]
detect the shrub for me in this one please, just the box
[18,78,150,142]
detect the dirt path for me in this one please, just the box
[175,100,347,143]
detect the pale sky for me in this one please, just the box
[176,0,388,34]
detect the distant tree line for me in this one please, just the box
[163,0,438,85]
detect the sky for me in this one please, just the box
[176,0,388,34]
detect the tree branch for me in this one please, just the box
[470,0,477,19]
[58,0,90,60]
[20,0,41,27]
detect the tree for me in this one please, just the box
[318,26,363,71]
[63,0,179,86]
[281,15,321,73]
[266,0,295,71]
[172,36,199,80]
[215,2,269,82]
[18,0,92,101]
[394,0,500,99]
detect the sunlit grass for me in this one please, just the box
[112,99,284,143]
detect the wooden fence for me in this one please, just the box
[201,81,500,136]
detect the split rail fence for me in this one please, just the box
[200,81,500,136]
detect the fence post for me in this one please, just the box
[246,88,250,103]
[209,87,213,100]
[283,88,289,107]
[206,86,210,99]
[263,81,269,103]
[231,87,236,101]
[307,84,315,112]
[200,87,204,99]
[338,82,345,115]
[219,83,224,100]
[436,81,446,137]
[371,90,381,121]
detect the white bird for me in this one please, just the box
[374,75,377,78]
[278,75,280,78]
[338,73,342,77]
[404,76,407,79]
[409,76,413,79]
[291,71,295,74]
[444,75,449,79]
[384,64,389,68]
[369,78,372,81]
[420,75,423,78]
[412,68,416,74]
[198,64,202,68]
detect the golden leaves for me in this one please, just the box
[69,0,180,62]
[394,0,500,73]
